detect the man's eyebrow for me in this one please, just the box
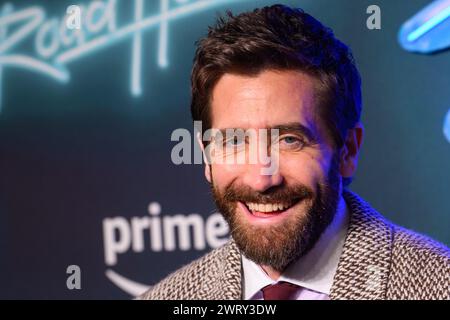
[271,123,317,141]
[215,122,317,142]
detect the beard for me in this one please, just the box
[210,154,341,272]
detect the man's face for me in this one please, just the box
[206,69,342,272]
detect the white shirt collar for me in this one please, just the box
[242,194,349,299]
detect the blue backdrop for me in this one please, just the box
[0,0,449,299]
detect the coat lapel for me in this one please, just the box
[209,239,242,299]
[329,190,393,299]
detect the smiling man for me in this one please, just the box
[140,5,449,300]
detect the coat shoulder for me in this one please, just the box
[388,225,450,299]
[335,190,449,300]
[138,241,238,300]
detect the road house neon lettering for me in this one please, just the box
[0,0,244,112]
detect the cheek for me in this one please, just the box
[280,152,332,187]
[210,162,242,188]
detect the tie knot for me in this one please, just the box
[262,281,300,300]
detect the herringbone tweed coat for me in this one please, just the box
[139,190,450,300]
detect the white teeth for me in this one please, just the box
[245,202,292,213]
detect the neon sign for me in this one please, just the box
[398,0,450,143]
[398,0,450,53]
[444,108,450,143]
[0,0,246,112]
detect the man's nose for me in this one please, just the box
[241,163,284,193]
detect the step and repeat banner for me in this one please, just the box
[0,0,449,299]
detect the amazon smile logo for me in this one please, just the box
[102,201,229,296]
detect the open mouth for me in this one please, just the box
[240,199,300,218]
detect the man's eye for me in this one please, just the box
[282,136,298,144]
[279,136,305,149]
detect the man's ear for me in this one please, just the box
[196,132,212,183]
[339,122,364,179]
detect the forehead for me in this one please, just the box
[210,69,319,131]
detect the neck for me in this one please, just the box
[261,265,283,281]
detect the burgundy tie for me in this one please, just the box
[262,281,300,300]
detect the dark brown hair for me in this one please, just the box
[191,4,362,186]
